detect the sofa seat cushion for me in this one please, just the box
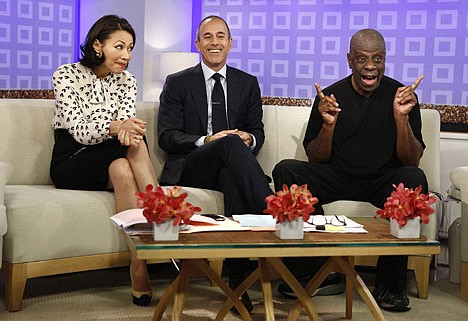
[448,166,467,201]
[4,185,224,264]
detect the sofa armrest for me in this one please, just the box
[0,162,9,238]
[0,161,10,205]
[449,166,468,263]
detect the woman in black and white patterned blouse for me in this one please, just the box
[50,15,156,307]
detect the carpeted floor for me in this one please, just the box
[0,263,466,321]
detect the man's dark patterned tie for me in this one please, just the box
[211,73,228,133]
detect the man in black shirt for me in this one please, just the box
[273,28,426,312]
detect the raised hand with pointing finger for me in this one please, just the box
[394,75,424,116]
[314,82,341,126]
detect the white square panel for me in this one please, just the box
[248,36,265,53]
[404,37,425,56]
[271,60,289,77]
[227,0,243,5]
[227,58,241,69]
[0,0,11,16]
[38,51,52,69]
[385,62,395,79]
[434,37,456,56]
[322,12,342,30]
[17,50,32,68]
[17,0,32,19]
[461,91,468,105]
[297,12,316,30]
[294,85,313,98]
[430,90,452,105]
[406,10,427,29]
[377,11,398,29]
[17,75,32,88]
[436,10,458,29]
[296,36,315,54]
[402,63,424,83]
[249,12,266,29]
[38,27,53,45]
[17,25,32,44]
[273,12,291,29]
[58,52,72,65]
[274,0,292,4]
[271,84,288,97]
[247,59,264,76]
[59,4,73,23]
[230,35,242,52]
[38,2,54,21]
[59,29,72,47]
[321,37,340,55]
[38,75,52,88]
[0,48,10,67]
[385,37,396,56]
[463,64,468,83]
[272,36,289,54]
[226,12,242,29]
[320,61,339,80]
[432,64,454,83]
[298,0,317,4]
[349,11,369,29]
[295,60,314,79]
[465,37,468,56]
[250,0,267,5]
[0,23,10,42]
[0,75,10,88]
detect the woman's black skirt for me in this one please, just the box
[50,129,128,190]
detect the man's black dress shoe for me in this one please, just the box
[229,276,253,315]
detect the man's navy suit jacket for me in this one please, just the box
[157,63,265,185]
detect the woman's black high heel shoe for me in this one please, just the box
[130,264,152,306]
[132,289,152,306]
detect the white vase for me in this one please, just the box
[152,220,179,241]
[389,217,421,239]
[275,217,304,240]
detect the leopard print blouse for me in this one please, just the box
[52,63,137,145]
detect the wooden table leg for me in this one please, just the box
[265,257,320,321]
[153,274,181,321]
[215,267,259,321]
[332,256,386,321]
[259,258,276,321]
[191,259,253,321]
[172,261,191,321]
[345,256,354,319]
[286,258,336,321]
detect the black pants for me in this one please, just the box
[179,134,273,216]
[273,160,428,291]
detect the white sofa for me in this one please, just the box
[448,166,468,300]
[0,99,440,311]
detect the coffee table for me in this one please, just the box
[122,218,439,321]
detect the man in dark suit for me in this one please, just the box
[158,15,273,314]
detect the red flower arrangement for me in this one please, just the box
[375,183,436,227]
[263,184,319,223]
[136,184,201,226]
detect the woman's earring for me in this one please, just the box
[95,51,101,58]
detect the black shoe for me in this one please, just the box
[230,292,253,316]
[277,272,345,298]
[228,276,253,315]
[372,286,411,312]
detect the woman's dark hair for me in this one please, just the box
[79,14,136,68]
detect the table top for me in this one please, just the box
[124,218,439,260]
